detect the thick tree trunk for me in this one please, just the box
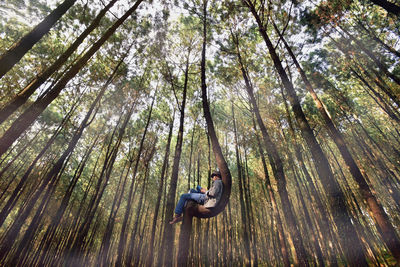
[0,0,77,78]
[177,203,194,266]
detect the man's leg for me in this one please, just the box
[170,193,205,224]
[190,192,206,204]
[174,193,191,215]
[170,193,191,224]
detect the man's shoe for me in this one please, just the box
[169,215,183,224]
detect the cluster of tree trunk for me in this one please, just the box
[0,0,399,266]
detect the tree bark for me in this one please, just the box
[147,117,174,267]
[275,21,400,262]
[161,53,190,267]
[243,3,367,264]
[0,0,77,78]
[232,103,252,265]
[232,27,308,266]
[177,1,232,265]
[253,117,291,266]
[0,0,144,157]
[0,67,108,263]
[116,97,154,266]
[0,0,119,124]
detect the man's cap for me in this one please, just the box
[211,170,221,178]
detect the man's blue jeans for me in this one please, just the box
[175,187,206,215]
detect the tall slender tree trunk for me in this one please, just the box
[0,0,119,124]
[17,134,99,267]
[279,85,339,265]
[274,21,400,262]
[252,117,290,266]
[116,97,154,266]
[232,104,252,265]
[339,26,400,86]
[243,151,259,266]
[0,130,40,177]
[177,1,232,265]
[356,21,400,58]
[232,28,308,266]
[351,68,400,122]
[65,102,133,266]
[198,0,232,214]
[0,0,144,157]
[147,117,174,267]
[278,123,325,266]
[127,145,155,266]
[330,36,400,107]
[0,0,77,78]
[243,3,367,264]
[0,67,108,263]
[161,55,190,267]
[187,122,196,191]
[97,155,130,266]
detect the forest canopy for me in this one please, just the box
[0,0,399,266]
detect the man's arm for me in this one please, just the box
[206,180,222,197]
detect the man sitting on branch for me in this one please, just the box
[169,171,223,224]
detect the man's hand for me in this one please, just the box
[200,187,207,193]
